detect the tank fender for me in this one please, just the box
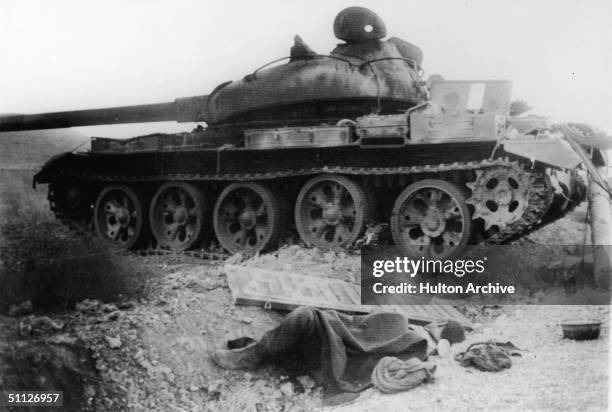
[502,137,582,169]
[33,152,75,187]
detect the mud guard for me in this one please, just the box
[33,152,74,186]
[502,138,582,169]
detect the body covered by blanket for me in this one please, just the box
[214,307,460,396]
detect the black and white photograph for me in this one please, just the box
[0,0,610,410]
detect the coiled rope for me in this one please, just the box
[371,357,436,394]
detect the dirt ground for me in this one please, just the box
[332,305,609,412]
[0,169,610,411]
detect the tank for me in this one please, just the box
[0,7,594,258]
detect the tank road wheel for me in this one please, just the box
[295,174,369,249]
[391,179,472,259]
[213,183,282,254]
[48,179,92,220]
[94,185,146,251]
[150,182,207,251]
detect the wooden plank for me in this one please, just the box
[224,265,472,327]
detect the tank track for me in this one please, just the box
[476,163,554,244]
[47,157,513,182]
[47,157,557,260]
[48,199,230,262]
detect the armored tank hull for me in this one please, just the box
[33,119,585,259]
[1,7,593,258]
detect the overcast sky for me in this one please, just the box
[1,0,610,137]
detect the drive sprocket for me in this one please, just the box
[466,163,531,230]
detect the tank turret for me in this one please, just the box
[0,7,425,138]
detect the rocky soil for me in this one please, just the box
[0,176,609,411]
[332,305,609,412]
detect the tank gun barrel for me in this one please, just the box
[0,96,209,132]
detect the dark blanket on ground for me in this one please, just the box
[230,306,433,400]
